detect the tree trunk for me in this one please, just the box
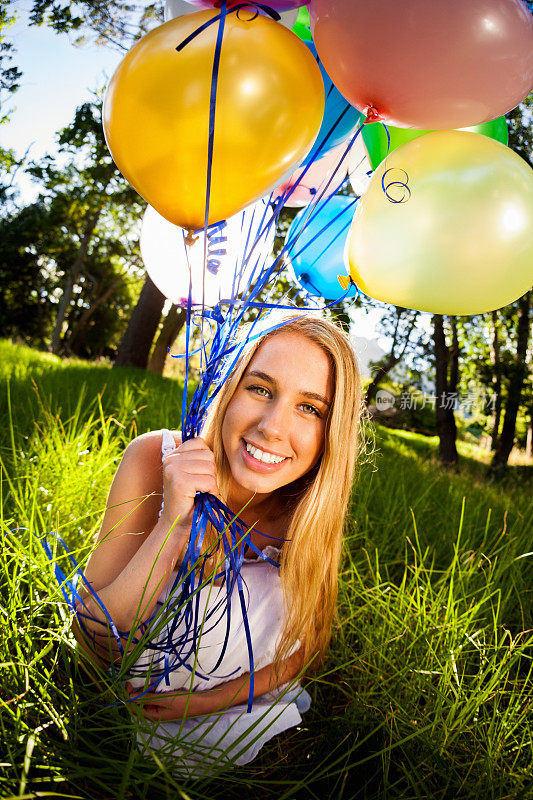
[48,212,100,355]
[526,412,533,460]
[489,310,502,450]
[114,275,166,370]
[433,314,458,467]
[148,305,187,375]
[365,311,418,405]
[490,292,531,477]
[65,275,123,356]
[448,316,460,394]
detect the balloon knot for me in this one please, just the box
[184,230,200,246]
[364,106,383,124]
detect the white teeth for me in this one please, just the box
[245,441,286,464]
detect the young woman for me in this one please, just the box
[74,313,363,776]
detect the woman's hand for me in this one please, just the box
[160,437,219,533]
[124,648,306,721]
[125,681,190,722]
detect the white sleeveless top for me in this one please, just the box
[130,429,311,778]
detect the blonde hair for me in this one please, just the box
[201,312,364,685]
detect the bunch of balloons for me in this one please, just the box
[103,0,533,315]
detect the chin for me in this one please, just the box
[236,472,278,494]
[229,463,283,496]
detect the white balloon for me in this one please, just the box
[140,198,275,307]
[347,134,373,197]
[165,0,298,28]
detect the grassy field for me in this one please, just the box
[1,339,532,800]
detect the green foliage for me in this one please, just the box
[28,0,164,48]
[0,141,18,195]
[0,202,64,344]
[0,0,21,105]
[454,305,532,444]
[0,1,24,206]
[1,97,147,354]
[0,342,532,798]
[27,97,142,210]
[507,92,532,168]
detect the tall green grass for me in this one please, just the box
[1,340,532,799]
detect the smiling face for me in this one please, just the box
[221,331,334,510]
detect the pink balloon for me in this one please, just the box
[309,0,533,129]
[186,0,307,12]
[271,143,348,207]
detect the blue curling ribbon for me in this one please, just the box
[206,221,227,275]
[383,123,391,155]
[381,168,411,204]
[34,0,366,716]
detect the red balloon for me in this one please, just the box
[309,0,533,129]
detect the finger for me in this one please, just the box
[142,704,168,720]
[168,459,217,474]
[175,437,212,453]
[165,449,215,463]
[190,478,219,497]
[170,472,218,497]
[138,690,186,706]
[164,454,216,472]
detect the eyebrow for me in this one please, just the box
[246,369,331,407]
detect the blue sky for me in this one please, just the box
[5,4,123,201]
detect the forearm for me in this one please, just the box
[176,672,268,718]
[75,515,189,653]
[128,649,305,720]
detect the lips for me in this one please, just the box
[240,439,290,473]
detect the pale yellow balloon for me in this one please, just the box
[347,131,533,315]
[103,11,324,230]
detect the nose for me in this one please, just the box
[256,399,291,441]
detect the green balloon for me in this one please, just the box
[292,5,312,41]
[362,116,509,170]
[464,116,508,147]
[362,125,424,170]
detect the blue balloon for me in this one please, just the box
[286,195,359,301]
[302,42,363,167]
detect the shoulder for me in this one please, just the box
[123,429,182,472]
[127,429,181,452]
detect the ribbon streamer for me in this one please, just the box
[382,167,411,204]
[36,0,365,714]
[175,2,281,53]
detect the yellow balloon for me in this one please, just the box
[347,131,533,315]
[103,11,324,230]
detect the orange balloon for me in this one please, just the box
[103,11,324,230]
